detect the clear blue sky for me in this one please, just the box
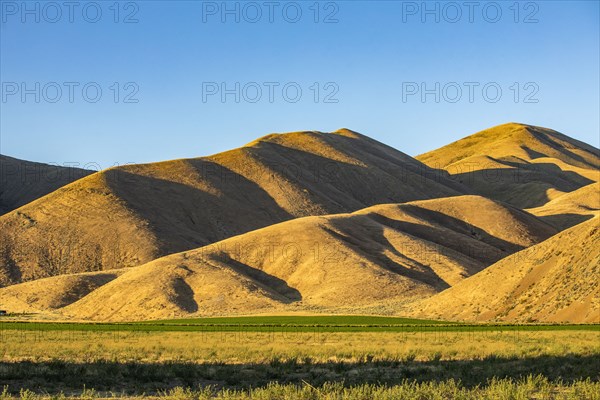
[1,0,598,168]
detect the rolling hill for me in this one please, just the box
[409,216,600,323]
[0,195,556,320]
[0,269,126,314]
[416,123,600,208]
[0,155,93,215]
[0,129,470,285]
[526,182,599,230]
[1,123,596,324]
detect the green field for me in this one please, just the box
[144,315,449,325]
[1,315,598,398]
[1,317,598,398]
[1,315,598,333]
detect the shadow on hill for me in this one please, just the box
[0,156,95,216]
[103,166,293,255]
[171,277,198,313]
[320,220,450,291]
[450,160,595,208]
[536,213,596,231]
[56,273,121,308]
[362,206,528,259]
[323,131,473,195]
[251,139,467,208]
[493,158,595,185]
[104,141,466,265]
[395,204,534,253]
[210,253,302,303]
[322,207,517,289]
[520,145,548,160]
[321,204,556,289]
[1,354,597,395]
[465,159,592,189]
[525,126,600,169]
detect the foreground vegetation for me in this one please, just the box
[1,328,598,396]
[2,376,600,399]
[2,327,599,364]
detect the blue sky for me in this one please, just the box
[1,0,598,168]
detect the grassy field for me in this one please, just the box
[2,377,600,399]
[1,318,599,398]
[143,315,449,325]
[1,315,598,333]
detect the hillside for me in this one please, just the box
[416,123,600,208]
[0,269,126,313]
[409,216,600,323]
[0,195,555,321]
[0,129,470,285]
[0,155,93,215]
[526,182,599,230]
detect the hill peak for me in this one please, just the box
[243,128,363,148]
[416,123,599,208]
[0,127,468,285]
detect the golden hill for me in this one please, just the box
[0,195,555,321]
[0,155,93,215]
[526,182,600,230]
[0,270,125,313]
[416,123,600,208]
[0,129,470,285]
[409,216,600,323]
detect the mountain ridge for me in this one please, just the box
[0,123,597,325]
[416,123,599,208]
[0,155,94,215]
[0,129,470,285]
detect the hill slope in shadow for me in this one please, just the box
[526,182,599,230]
[0,129,470,285]
[416,123,599,208]
[0,155,93,215]
[0,195,556,320]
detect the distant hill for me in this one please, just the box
[0,155,93,215]
[526,182,599,230]
[409,216,599,324]
[0,129,469,285]
[416,123,599,208]
[0,195,556,320]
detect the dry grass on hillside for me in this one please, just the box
[409,216,600,323]
[0,129,469,286]
[416,123,600,208]
[0,270,126,313]
[0,155,93,215]
[1,124,597,325]
[527,182,600,230]
[2,194,554,321]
